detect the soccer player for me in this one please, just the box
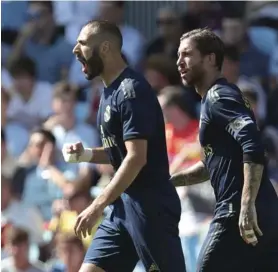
[171,28,278,272]
[63,20,186,272]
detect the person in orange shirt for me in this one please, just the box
[158,86,201,174]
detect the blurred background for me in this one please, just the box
[1,1,278,272]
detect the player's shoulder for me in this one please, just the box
[115,68,153,104]
[206,78,241,105]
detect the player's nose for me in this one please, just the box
[72,44,79,55]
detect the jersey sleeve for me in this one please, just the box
[208,88,265,164]
[117,80,155,141]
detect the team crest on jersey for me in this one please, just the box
[104,105,111,122]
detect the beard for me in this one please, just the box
[181,61,205,87]
[79,47,104,81]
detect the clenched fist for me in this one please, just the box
[62,142,91,163]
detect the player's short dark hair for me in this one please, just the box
[224,45,240,62]
[29,1,53,13]
[6,226,29,245]
[181,28,225,71]
[83,20,123,50]
[160,86,197,119]
[53,81,78,101]
[9,56,36,78]
[31,128,56,145]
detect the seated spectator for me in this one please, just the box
[15,128,62,221]
[158,86,200,174]
[221,13,270,83]
[146,7,183,59]
[1,226,45,271]
[2,87,29,158]
[51,234,86,272]
[1,175,44,247]
[49,189,103,249]
[6,57,53,130]
[7,1,73,84]
[143,54,181,94]
[222,45,267,123]
[43,82,99,191]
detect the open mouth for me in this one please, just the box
[77,56,88,73]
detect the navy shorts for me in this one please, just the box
[84,197,186,272]
[197,212,278,272]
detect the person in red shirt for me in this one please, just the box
[158,86,201,174]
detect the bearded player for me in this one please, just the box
[63,20,186,272]
[171,28,278,272]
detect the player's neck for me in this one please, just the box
[195,72,222,98]
[101,56,128,87]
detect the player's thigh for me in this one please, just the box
[84,218,139,272]
[129,220,186,272]
[197,215,254,272]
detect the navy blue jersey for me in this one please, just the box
[199,78,278,213]
[97,67,170,194]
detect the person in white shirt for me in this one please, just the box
[1,226,45,272]
[43,82,99,195]
[1,175,44,246]
[7,56,53,131]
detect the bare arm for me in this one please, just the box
[89,147,111,164]
[170,161,209,187]
[241,163,264,206]
[47,165,93,192]
[93,139,147,209]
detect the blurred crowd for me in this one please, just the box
[1,1,278,272]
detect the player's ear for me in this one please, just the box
[100,41,110,55]
[207,53,216,67]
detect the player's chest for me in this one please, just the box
[97,96,121,139]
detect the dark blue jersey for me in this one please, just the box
[199,78,278,214]
[97,67,171,195]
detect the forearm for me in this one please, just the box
[241,162,264,205]
[48,166,92,191]
[94,155,145,208]
[80,147,110,164]
[170,161,209,187]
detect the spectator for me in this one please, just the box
[1,175,44,246]
[182,2,224,32]
[51,234,85,272]
[15,128,61,221]
[1,226,45,272]
[221,13,270,83]
[158,86,200,174]
[7,1,73,83]
[6,57,53,131]
[43,82,99,192]
[143,54,181,94]
[2,87,29,158]
[146,6,183,59]
[222,45,267,123]
[49,189,102,249]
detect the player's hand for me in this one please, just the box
[62,142,84,163]
[238,203,263,246]
[74,202,104,239]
